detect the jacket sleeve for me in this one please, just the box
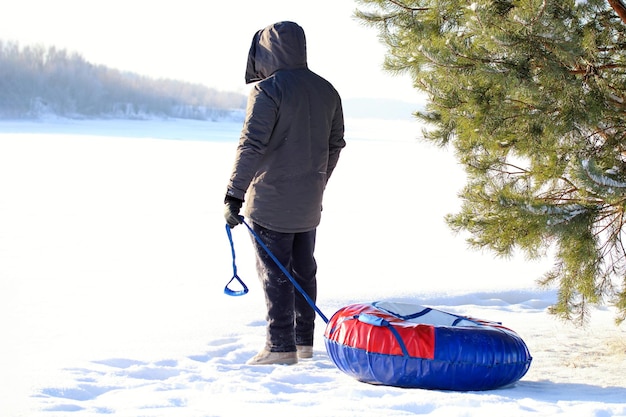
[326,97,346,182]
[226,83,278,200]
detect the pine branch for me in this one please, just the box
[595,210,626,258]
[504,98,539,111]
[528,0,548,26]
[387,0,429,12]
[569,63,626,75]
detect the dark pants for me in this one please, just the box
[251,222,317,352]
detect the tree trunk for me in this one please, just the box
[608,0,626,24]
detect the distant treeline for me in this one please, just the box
[0,41,247,120]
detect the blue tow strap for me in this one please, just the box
[224,218,329,324]
[224,224,249,296]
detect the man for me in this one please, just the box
[224,21,345,365]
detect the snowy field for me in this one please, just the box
[1,117,625,417]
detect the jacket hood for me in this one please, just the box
[245,21,308,84]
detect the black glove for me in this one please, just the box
[224,195,243,228]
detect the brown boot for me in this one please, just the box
[246,349,298,365]
[296,345,313,359]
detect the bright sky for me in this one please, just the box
[0,0,421,102]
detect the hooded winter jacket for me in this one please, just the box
[226,21,345,233]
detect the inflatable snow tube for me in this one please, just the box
[323,302,532,391]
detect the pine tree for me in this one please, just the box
[356,0,626,324]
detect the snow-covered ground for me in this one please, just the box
[1,118,625,417]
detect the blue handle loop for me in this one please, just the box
[224,224,249,296]
[224,275,249,296]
